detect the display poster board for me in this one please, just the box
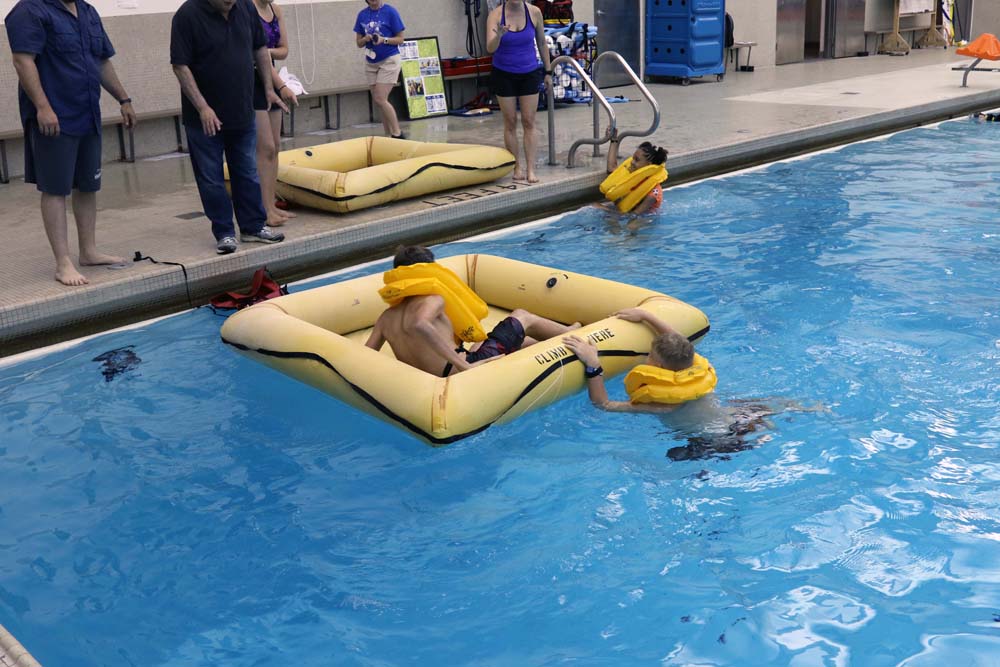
[399,36,448,119]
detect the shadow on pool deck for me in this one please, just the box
[1,48,999,356]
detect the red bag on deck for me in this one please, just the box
[534,0,573,24]
[210,268,287,310]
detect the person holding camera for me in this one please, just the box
[354,0,406,139]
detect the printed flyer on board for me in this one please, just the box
[400,37,448,119]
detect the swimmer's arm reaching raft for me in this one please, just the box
[563,332,678,413]
[563,308,684,414]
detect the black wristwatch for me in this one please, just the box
[584,365,604,379]
[118,97,132,105]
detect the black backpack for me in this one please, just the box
[724,13,734,48]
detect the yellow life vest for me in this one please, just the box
[624,354,717,404]
[599,158,668,213]
[379,263,489,343]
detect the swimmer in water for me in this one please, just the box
[563,308,824,461]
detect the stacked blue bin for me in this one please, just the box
[645,0,725,84]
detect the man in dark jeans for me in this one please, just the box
[6,0,135,286]
[170,0,287,254]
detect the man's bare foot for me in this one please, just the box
[512,167,526,181]
[267,211,288,227]
[79,251,125,266]
[55,258,89,286]
[280,209,296,219]
[526,172,539,184]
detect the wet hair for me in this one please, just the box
[638,142,668,165]
[650,331,693,371]
[393,245,435,267]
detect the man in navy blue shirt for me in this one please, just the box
[6,0,135,286]
[171,0,287,254]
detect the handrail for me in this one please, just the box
[591,52,661,151]
[545,52,660,168]
[546,55,616,167]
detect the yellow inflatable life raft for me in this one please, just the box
[220,254,710,445]
[380,262,489,343]
[272,137,515,213]
[624,354,717,405]
[600,158,668,213]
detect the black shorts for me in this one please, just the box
[253,84,282,113]
[253,62,283,112]
[24,121,102,196]
[490,66,544,98]
[466,317,526,363]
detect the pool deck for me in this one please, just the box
[2,48,999,356]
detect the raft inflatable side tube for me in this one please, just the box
[272,137,516,213]
[220,255,710,445]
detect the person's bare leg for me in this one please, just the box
[372,82,401,136]
[518,93,540,183]
[510,308,579,342]
[73,191,123,268]
[255,110,284,226]
[496,96,523,180]
[41,193,88,286]
[268,110,294,219]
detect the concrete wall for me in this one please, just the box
[572,0,593,24]
[971,1,1000,37]
[730,0,778,68]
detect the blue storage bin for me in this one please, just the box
[645,0,725,83]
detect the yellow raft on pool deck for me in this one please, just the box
[220,255,710,445]
[273,137,516,213]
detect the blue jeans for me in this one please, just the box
[185,124,266,241]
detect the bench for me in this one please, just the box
[283,83,399,137]
[953,59,1000,87]
[0,109,184,184]
[443,71,495,111]
[725,41,757,72]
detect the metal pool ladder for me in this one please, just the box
[546,51,660,168]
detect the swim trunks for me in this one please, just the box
[440,317,526,376]
[466,317,526,363]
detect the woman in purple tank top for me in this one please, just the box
[487,0,551,183]
[253,0,298,226]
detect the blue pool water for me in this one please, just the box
[2,119,999,666]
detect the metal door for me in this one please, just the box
[595,0,641,87]
[776,0,806,64]
[828,0,866,58]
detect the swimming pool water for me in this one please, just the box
[1,119,999,666]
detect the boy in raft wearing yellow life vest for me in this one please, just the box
[563,309,824,460]
[598,135,668,215]
[366,245,578,378]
